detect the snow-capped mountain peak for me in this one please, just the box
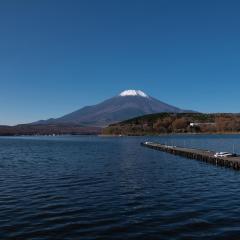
[119,90,149,98]
[35,89,190,127]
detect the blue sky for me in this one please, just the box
[1,0,240,125]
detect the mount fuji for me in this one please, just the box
[35,90,191,127]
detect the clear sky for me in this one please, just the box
[1,0,240,125]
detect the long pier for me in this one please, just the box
[141,142,240,170]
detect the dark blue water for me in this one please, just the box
[1,135,240,240]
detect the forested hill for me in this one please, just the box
[0,124,101,136]
[103,113,240,135]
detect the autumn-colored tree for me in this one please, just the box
[172,118,188,131]
[153,120,167,133]
[216,116,233,132]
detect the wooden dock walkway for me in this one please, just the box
[141,142,240,170]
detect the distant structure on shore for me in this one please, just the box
[189,122,216,127]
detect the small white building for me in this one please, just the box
[190,122,216,127]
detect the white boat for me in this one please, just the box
[214,152,234,157]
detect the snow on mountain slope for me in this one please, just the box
[119,90,149,97]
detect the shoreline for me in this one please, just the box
[2,131,240,137]
[100,132,240,137]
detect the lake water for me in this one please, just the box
[1,135,240,239]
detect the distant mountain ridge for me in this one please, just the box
[35,90,192,127]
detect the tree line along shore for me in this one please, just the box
[102,113,240,136]
[0,124,101,136]
[1,113,240,136]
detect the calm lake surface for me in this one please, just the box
[1,135,240,240]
